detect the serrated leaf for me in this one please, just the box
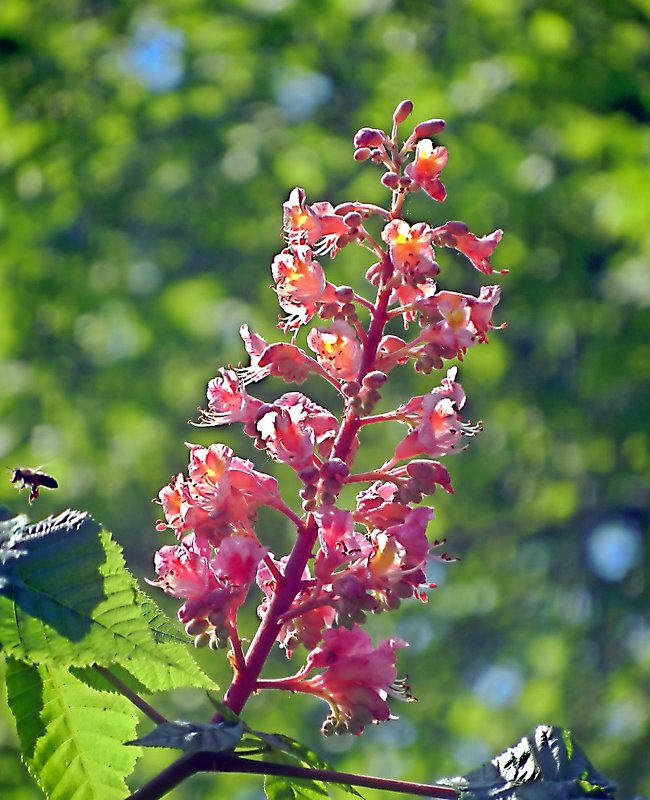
[264,774,329,800]
[127,720,244,753]
[4,657,46,760]
[6,658,140,800]
[439,724,616,800]
[0,509,217,694]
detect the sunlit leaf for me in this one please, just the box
[0,510,216,693]
[5,658,140,800]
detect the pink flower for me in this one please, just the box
[198,368,262,427]
[283,187,348,256]
[307,320,362,381]
[432,221,505,274]
[256,392,338,470]
[404,139,448,202]
[314,507,371,582]
[467,285,502,341]
[256,404,315,470]
[272,245,327,330]
[212,532,267,591]
[355,481,410,529]
[297,626,408,735]
[420,291,478,357]
[236,325,326,385]
[156,473,190,536]
[155,443,281,549]
[381,220,438,283]
[150,532,266,643]
[151,543,216,601]
[393,368,480,462]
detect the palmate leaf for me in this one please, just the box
[439,724,616,800]
[5,657,140,800]
[0,510,216,694]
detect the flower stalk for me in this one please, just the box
[150,99,505,752]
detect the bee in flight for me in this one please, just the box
[9,467,59,503]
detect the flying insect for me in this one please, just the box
[9,467,59,503]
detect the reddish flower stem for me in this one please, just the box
[217,251,395,719]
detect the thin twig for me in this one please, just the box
[93,665,168,725]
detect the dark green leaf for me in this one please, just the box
[0,510,216,693]
[127,719,244,752]
[439,725,616,799]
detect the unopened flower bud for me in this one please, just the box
[318,302,338,319]
[298,466,320,484]
[194,632,210,648]
[393,99,413,125]
[342,380,361,397]
[413,118,446,138]
[362,370,387,390]
[349,395,364,413]
[399,174,413,188]
[207,609,226,627]
[302,498,317,512]
[321,477,342,494]
[406,460,438,480]
[321,458,350,481]
[342,302,356,318]
[363,388,382,407]
[185,618,209,636]
[319,491,336,506]
[343,212,362,229]
[381,172,400,189]
[398,485,422,504]
[353,147,372,161]
[371,149,384,163]
[335,285,354,303]
[444,220,469,236]
[299,485,317,501]
[353,127,386,149]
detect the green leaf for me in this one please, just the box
[439,724,616,800]
[253,732,362,798]
[0,509,216,693]
[4,657,46,760]
[126,719,244,752]
[264,774,329,800]
[5,658,140,800]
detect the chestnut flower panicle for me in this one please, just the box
[151,100,506,735]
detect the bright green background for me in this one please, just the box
[1,0,648,797]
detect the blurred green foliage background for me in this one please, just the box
[1,0,648,797]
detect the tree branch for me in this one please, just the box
[127,752,459,800]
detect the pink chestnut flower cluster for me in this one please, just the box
[151,100,505,736]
